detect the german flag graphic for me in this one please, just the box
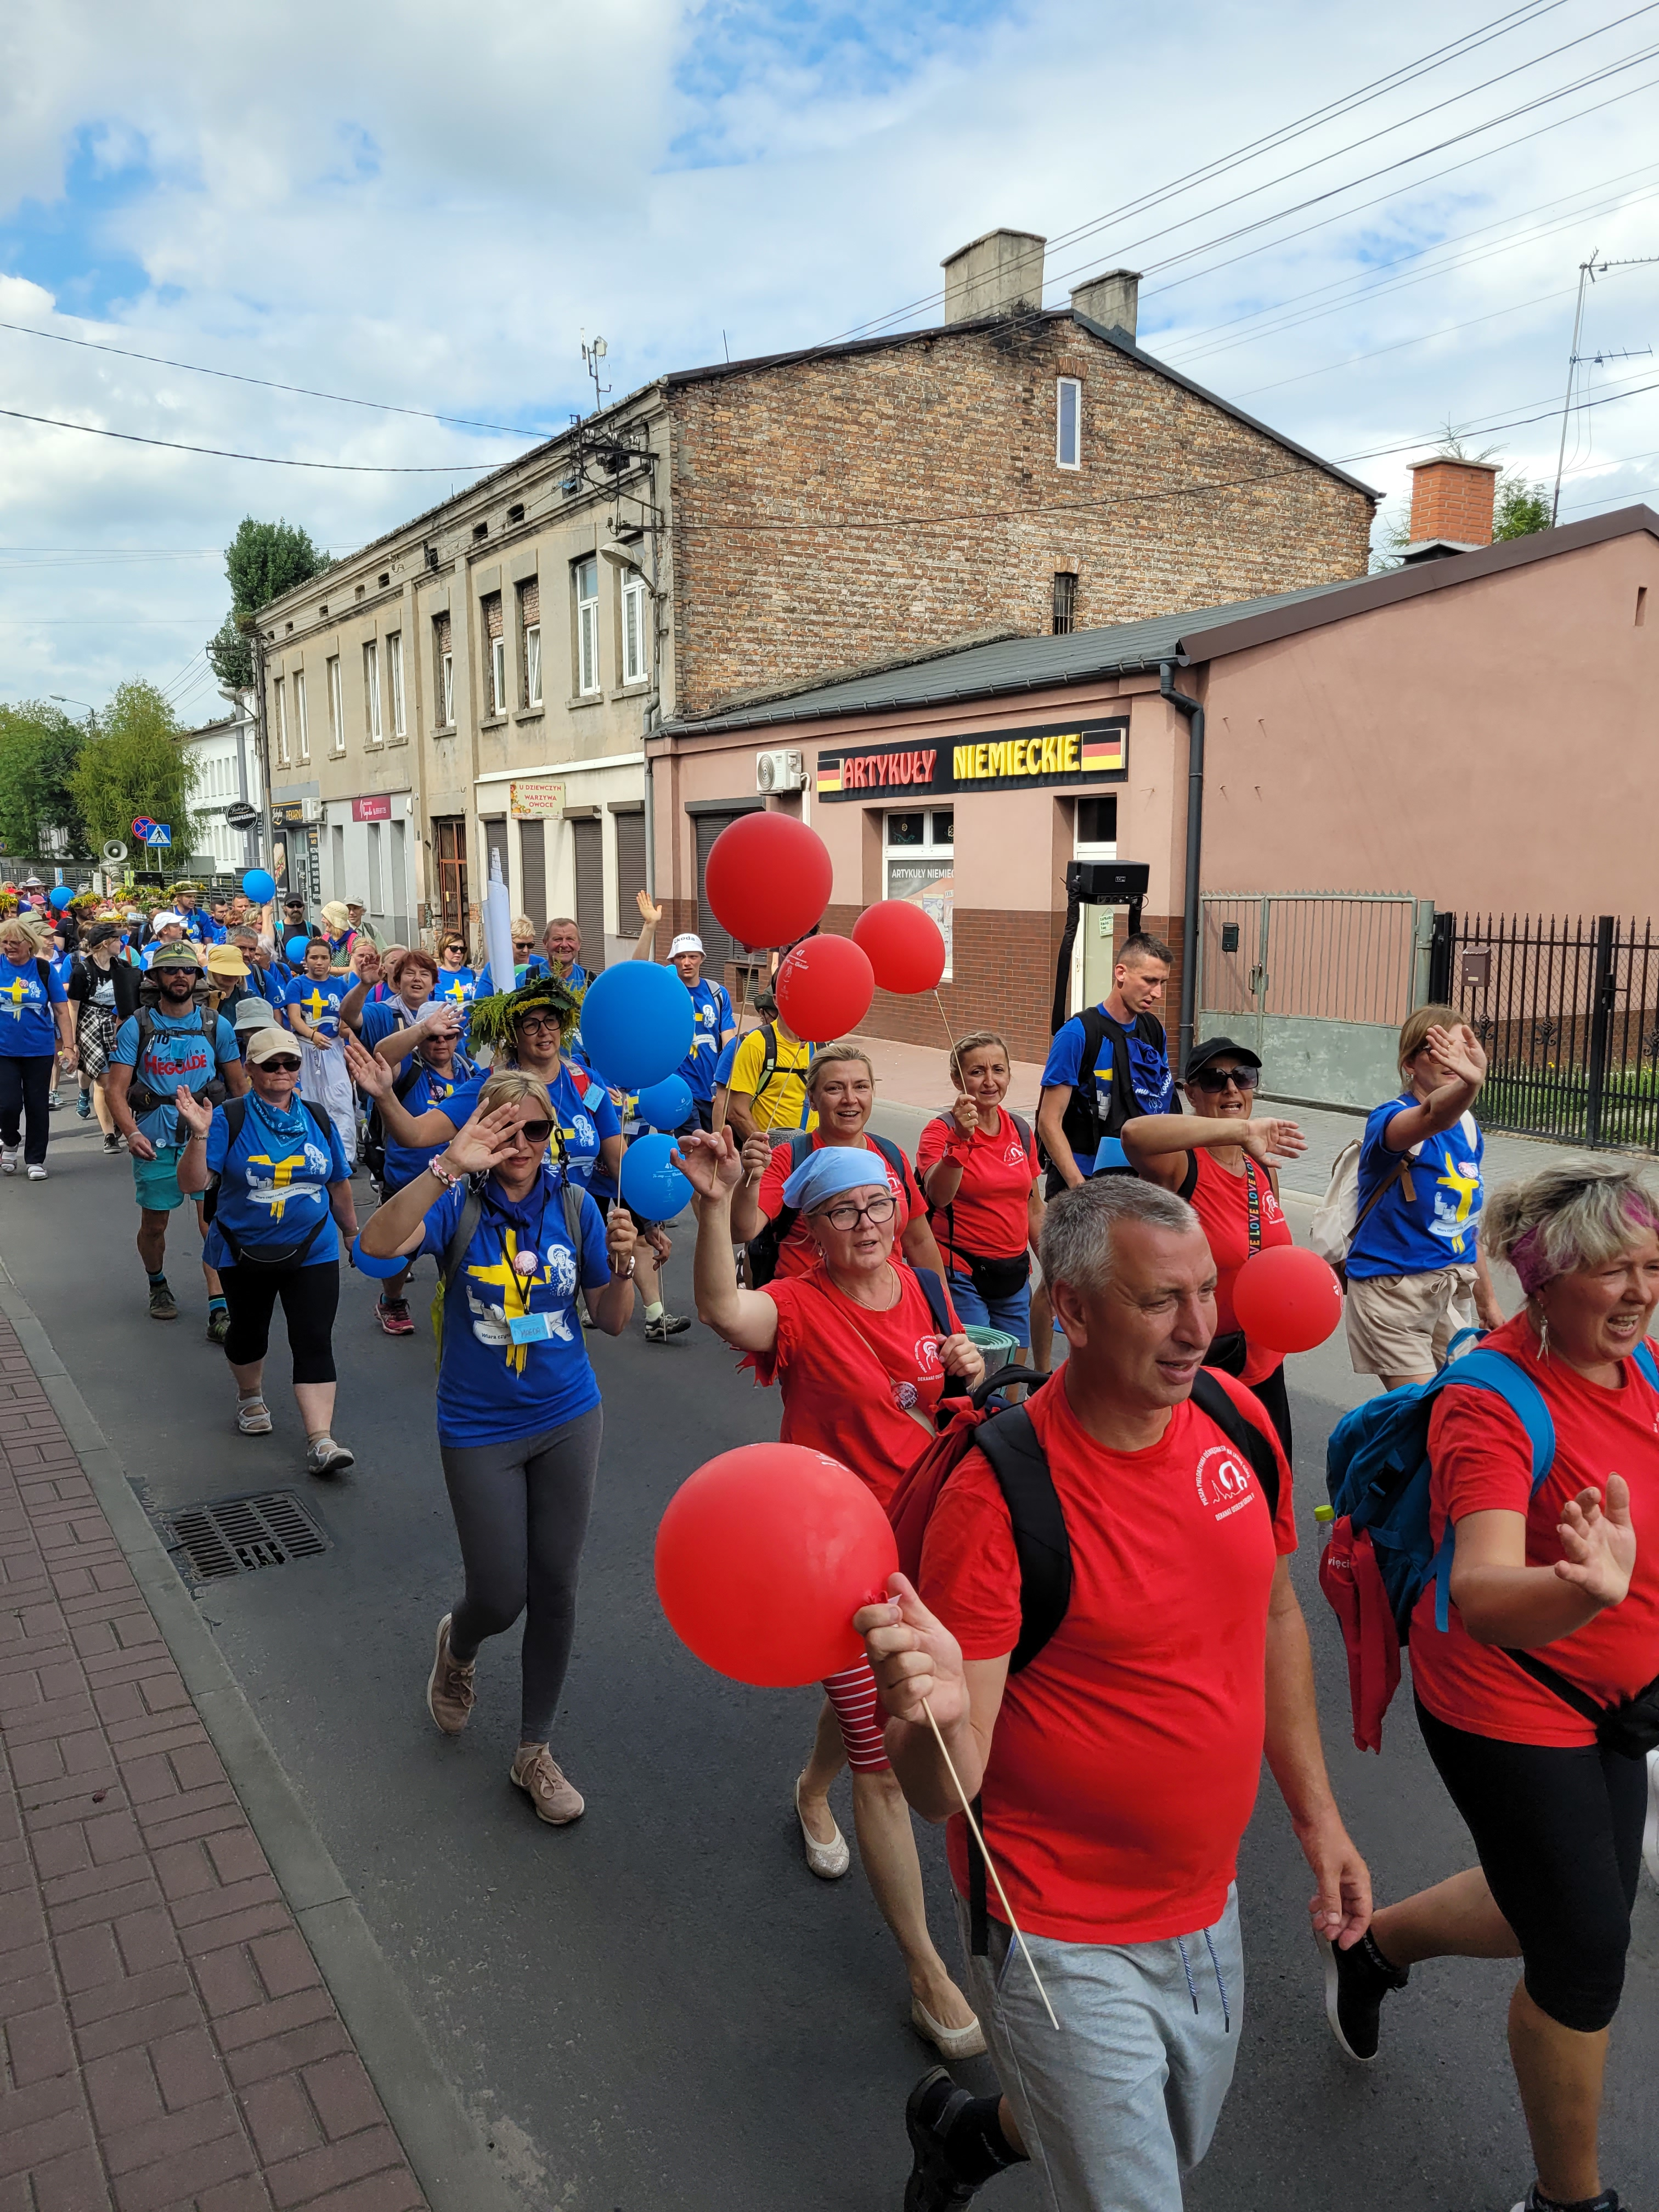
[1080,731,1125,771]
[816,759,843,794]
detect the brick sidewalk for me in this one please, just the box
[0,1311,428,2212]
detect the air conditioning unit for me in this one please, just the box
[755,748,806,795]
[301,798,323,823]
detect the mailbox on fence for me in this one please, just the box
[1461,950,1492,991]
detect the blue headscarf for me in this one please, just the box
[782,1144,891,1215]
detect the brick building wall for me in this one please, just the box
[667,315,1373,719]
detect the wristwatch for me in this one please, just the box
[610,1255,636,1279]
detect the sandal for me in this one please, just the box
[236,1397,272,1435]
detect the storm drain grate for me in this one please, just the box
[165,1492,329,1581]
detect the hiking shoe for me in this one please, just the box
[644,1310,690,1343]
[148,1280,178,1321]
[25,1164,46,1181]
[1323,1931,1408,2063]
[206,1307,230,1345]
[235,1397,272,1435]
[0,1147,14,1175]
[305,1436,355,1478]
[46,1093,60,1111]
[103,1132,120,1155]
[510,1745,585,1825]
[426,1614,476,1735]
[1511,2194,1621,2212]
[76,1091,91,1120]
[905,2068,984,2211]
[376,1295,415,1337]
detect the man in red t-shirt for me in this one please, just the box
[858,1176,1371,2212]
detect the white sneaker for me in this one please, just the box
[0,1148,15,1175]
[25,1164,46,1181]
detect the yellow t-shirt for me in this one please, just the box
[728,1025,817,1134]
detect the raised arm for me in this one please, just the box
[1122,1111,1305,1190]
[1448,1479,1634,1648]
[675,1130,781,1351]
[631,889,661,961]
[1381,1024,1487,1152]
[920,1098,977,1208]
[342,1031,458,1147]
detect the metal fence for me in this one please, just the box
[1432,913,1659,1150]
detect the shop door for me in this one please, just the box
[571,817,606,974]
[432,818,469,944]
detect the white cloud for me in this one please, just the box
[2,0,1656,717]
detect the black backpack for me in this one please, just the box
[744,1131,912,1287]
[892,1368,1280,1953]
[202,1092,336,1267]
[1052,1005,1177,1169]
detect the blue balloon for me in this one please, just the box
[242,868,276,904]
[285,935,313,964]
[635,1074,693,1132]
[351,1234,409,1279]
[48,887,73,910]
[578,962,693,1091]
[619,1132,693,1222]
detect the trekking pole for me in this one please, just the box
[921,1699,1059,2029]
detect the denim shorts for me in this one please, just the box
[947,1267,1032,1349]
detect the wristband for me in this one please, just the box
[427,1155,464,1193]
[610,1255,636,1280]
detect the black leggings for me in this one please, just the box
[0,1055,55,1166]
[220,1260,340,1383]
[440,1405,603,1743]
[1415,1695,1646,2032]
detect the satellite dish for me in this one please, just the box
[102,840,128,864]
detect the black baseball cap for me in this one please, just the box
[1184,1035,1263,1079]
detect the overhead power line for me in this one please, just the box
[0,408,507,473]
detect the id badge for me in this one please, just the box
[507,1312,558,1346]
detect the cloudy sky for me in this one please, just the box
[3,0,1657,725]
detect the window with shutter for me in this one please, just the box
[519,578,541,707]
[433,613,453,726]
[482,592,505,716]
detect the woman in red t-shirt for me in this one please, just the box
[1325,1158,1659,2212]
[1121,1034,1305,1455]
[679,1127,987,2061]
[728,1042,943,1283]
[916,1029,1043,1357]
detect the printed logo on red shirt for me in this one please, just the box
[1195,1443,1257,1522]
[1002,1139,1028,1166]
[913,1337,944,1376]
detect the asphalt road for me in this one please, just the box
[3,1106,1656,2212]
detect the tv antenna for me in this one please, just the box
[1551,250,1659,523]
[580,331,610,416]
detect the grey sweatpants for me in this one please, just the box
[956,1884,1243,2212]
[439,1404,603,1743]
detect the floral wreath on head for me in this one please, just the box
[465,972,581,1060]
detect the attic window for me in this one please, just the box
[318,605,328,617]
[378,571,390,588]
[284,621,293,634]
[1056,378,1081,470]
[507,503,524,524]
[473,521,489,541]
[355,584,365,600]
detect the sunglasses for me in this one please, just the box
[256,1054,303,1074]
[1187,1065,1260,1093]
[512,939,535,950]
[508,1118,552,1143]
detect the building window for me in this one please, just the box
[364,640,382,743]
[328,656,344,753]
[482,590,505,716]
[1075,795,1118,851]
[883,810,953,982]
[1052,571,1077,635]
[293,670,309,762]
[273,678,288,766]
[387,631,406,736]
[433,612,453,726]
[518,577,541,708]
[1056,376,1081,470]
[574,557,599,696]
[621,568,648,685]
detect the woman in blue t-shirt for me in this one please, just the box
[359,1068,637,1827]
[433,932,479,1015]
[0,916,75,1177]
[284,939,357,1166]
[1345,1004,1505,1389]
[173,1026,359,1475]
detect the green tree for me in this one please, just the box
[0,701,89,857]
[205,517,329,689]
[67,680,200,855]
[1492,473,1551,539]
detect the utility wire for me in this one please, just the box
[0,409,509,472]
[1228,282,1583,397]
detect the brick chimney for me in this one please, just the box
[1069,270,1141,342]
[942,229,1046,323]
[1405,456,1499,562]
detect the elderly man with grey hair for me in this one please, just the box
[859,1175,1370,2212]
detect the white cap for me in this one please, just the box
[151,911,186,930]
[668,933,704,957]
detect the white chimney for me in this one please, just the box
[1069,270,1141,342]
[941,229,1047,324]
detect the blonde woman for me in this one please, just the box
[916,1030,1043,1354]
[359,1068,638,1827]
[0,915,74,1178]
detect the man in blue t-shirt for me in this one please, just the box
[105,945,247,1332]
[1037,933,1177,1195]
[1345,1012,1504,1389]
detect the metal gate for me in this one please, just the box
[1199,894,1432,1110]
[1432,913,1659,1150]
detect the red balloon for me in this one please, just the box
[1232,1244,1345,1355]
[703,812,833,950]
[775,933,874,1042]
[655,1444,899,1688]
[852,900,947,994]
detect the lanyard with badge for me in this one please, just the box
[498,1187,563,1346]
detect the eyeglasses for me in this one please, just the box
[516,1013,562,1036]
[819,1193,896,1231]
[1187,1065,1260,1093]
[507,1118,552,1143]
[256,1054,302,1074]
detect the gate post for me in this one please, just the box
[1426,911,1455,1005]
[1585,915,1617,1149]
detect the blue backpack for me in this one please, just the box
[1327,1333,1659,1645]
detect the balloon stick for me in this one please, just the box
[919,1698,1059,2030]
[933,990,956,1059]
